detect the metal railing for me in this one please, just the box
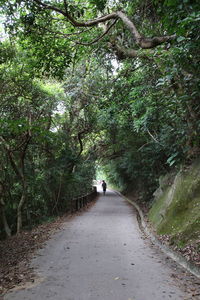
[70,186,97,212]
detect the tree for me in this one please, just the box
[0,44,62,232]
[0,0,177,68]
[0,0,199,236]
[0,41,98,235]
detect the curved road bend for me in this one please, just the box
[5,188,196,300]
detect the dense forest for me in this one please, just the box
[0,0,199,238]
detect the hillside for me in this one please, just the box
[149,160,200,265]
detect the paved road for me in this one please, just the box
[5,188,194,300]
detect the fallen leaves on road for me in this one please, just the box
[0,201,97,296]
[0,215,69,295]
[158,235,200,267]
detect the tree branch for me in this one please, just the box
[37,25,93,39]
[108,40,138,59]
[77,131,84,159]
[75,19,118,46]
[146,128,163,145]
[108,39,153,60]
[33,0,118,26]
[33,0,68,17]
[33,1,176,51]
[116,11,176,49]
[116,11,141,41]
[0,136,23,181]
[63,0,68,13]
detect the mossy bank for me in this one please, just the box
[149,159,200,250]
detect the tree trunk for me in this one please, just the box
[0,198,11,237]
[0,183,11,237]
[1,128,31,234]
[17,180,27,233]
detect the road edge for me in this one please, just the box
[115,190,200,279]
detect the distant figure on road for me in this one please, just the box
[102,180,107,195]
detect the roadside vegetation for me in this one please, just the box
[0,0,199,257]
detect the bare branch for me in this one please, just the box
[108,38,154,60]
[146,129,163,145]
[37,25,93,38]
[116,11,141,41]
[0,136,23,181]
[75,19,118,46]
[108,40,138,59]
[139,35,176,49]
[137,142,151,151]
[116,11,176,48]
[77,131,84,159]
[63,0,68,13]
[65,11,118,27]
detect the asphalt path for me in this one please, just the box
[5,188,195,300]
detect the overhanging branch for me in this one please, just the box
[33,0,118,26]
[33,0,176,53]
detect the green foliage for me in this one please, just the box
[0,40,15,63]
[94,0,200,194]
[0,0,200,238]
[90,0,107,11]
[0,42,96,237]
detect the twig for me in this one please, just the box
[146,128,162,145]
[75,19,118,46]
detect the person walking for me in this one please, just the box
[102,180,107,195]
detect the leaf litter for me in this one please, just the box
[0,214,71,296]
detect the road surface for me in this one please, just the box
[5,188,197,300]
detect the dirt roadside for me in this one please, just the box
[0,201,96,296]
